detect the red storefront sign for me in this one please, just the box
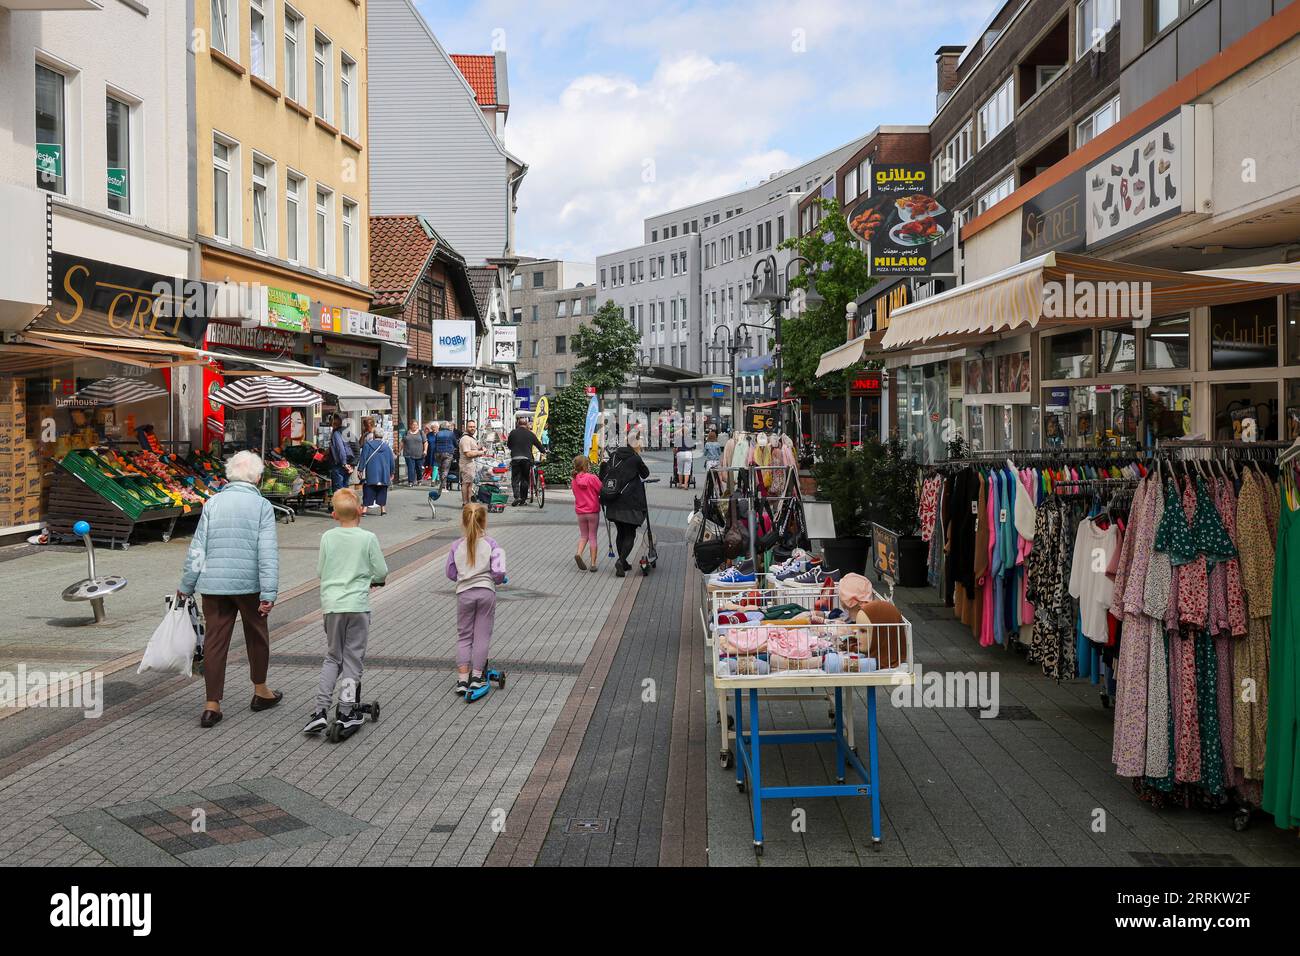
[849,374,882,395]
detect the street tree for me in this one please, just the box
[777,197,876,398]
[571,300,640,401]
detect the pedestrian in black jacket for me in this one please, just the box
[600,438,650,576]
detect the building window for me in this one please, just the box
[555,336,566,355]
[212,136,238,242]
[250,0,274,82]
[556,300,567,318]
[1077,96,1120,146]
[285,172,304,263]
[511,273,522,291]
[340,54,358,138]
[314,32,333,122]
[1149,0,1180,37]
[341,198,358,280]
[251,156,273,253]
[556,370,567,387]
[533,271,544,288]
[599,268,606,289]
[315,185,333,273]
[1076,0,1119,58]
[530,305,538,322]
[511,308,522,323]
[977,174,1015,214]
[977,76,1014,149]
[210,0,235,58]
[283,6,304,102]
[105,95,132,214]
[531,340,539,358]
[937,121,972,187]
[35,64,66,195]
[586,296,596,314]
[573,298,583,317]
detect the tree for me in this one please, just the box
[777,197,876,398]
[544,382,593,485]
[571,300,640,400]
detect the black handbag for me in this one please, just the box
[755,493,781,553]
[693,493,727,572]
[722,494,747,559]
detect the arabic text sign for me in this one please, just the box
[849,164,952,277]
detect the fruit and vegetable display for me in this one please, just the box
[59,447,219,515]
[261,447,327,498]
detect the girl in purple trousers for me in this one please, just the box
[445,503,505,697]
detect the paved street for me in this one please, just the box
[2,451,1299,866]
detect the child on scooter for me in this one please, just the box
[445,503,506,698]
[304,488,388,735]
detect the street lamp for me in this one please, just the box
[844,301,858,447]
[742,253,823,437]
[712,321,769,433]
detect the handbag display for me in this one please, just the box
[722,494,747,559]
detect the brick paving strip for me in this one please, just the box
[483,571,643,867]
[659,561,708,866]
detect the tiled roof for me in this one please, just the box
[369,216,435,309]
[450,54,496,107]
[467,267,496,319]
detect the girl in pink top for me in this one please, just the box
[570,455,603,572]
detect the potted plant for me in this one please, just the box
[810,440,880,575]
[867,437,927,587]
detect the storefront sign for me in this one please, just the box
[325,339,379,361]
[343,309,376,338]
[264,287,310,333]
[872,283,910,333]
[106,168,128,199]
[316,303,336,333]
[848,164,952,277]
[712,383,729,398]
[849,374,882,396]
[431,319,476,367]
[516,387,531,410]
[872,524,899,582]
[35,252,210,345]
[746,404,776,433]
[1046,387,1070,411]
[1210,298,1278,370]
[1085,110,1188,248]
[492,325,518,364]
[1021,173,1086,260]
[375,314,407,345]
[205,320,297,353]
[36,143,62,178]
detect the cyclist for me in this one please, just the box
[506,414,545,506]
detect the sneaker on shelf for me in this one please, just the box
[781,566,840,589]
[774,552,821,581]
[708,565,758,590]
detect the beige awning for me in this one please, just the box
[816,334,876,377]
[879,252,1300,352]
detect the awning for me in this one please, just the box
[878,252,1300,352]
[13,330,211,368]
[816,333,879,377]
[204,350,391,412]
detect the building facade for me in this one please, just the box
[509,257,597,398]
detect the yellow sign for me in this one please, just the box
[532,396,550,460]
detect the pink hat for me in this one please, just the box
[837,573,874,611]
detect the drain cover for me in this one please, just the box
[564,818,612,835]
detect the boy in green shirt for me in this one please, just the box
[304,488,389,735]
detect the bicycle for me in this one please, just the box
[527,458,546,509]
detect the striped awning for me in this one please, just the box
[815,333,880,377]
[876,252,1300,352]
[57,376,168,407]
[207,375,323,410]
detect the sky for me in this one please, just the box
[414,0,998,264]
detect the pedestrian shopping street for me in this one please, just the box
[1,451,1297,867]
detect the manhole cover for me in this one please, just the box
[564,817,612,835]
[1129,851,1242,867]
[967,705,1039,721]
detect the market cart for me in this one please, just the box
[47,450,184,549]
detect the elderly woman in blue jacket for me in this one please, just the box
[358,426,396,516]
[178,451,282,728]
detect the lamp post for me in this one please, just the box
[844,301,858,447]
[743,253,824,439]
[712,321,770,433]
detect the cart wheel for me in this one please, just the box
[1233,809,1250,832]
[753,842,763,857]
[370,701,381,724]
[736,780,745,793]
[726,715,735,731]
[496,672,507,689]
[872,838,882,852]
[720,751,733,769]
[161,532,172,543]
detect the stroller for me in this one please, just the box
[604,477,660,575]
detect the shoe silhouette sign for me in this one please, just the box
[1084,109,1186,247]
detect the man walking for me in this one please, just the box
[401,422,426,486]
[506,414,545,506]
[458,420,486,505]
[432,421,457,491]
[328,413,354,492]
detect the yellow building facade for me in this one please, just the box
[195,0,370,312]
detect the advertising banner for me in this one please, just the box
[431,319,477,367]
[375,314,407,345]
[493,325,518,364]
[1085,109,1189,247]
[264,287,310,333]
[848,164,952,277]
[1021,173,1086,260]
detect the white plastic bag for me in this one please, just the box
[138,597,197,678]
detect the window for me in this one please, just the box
[977,76,1014,148]
[599,268,606,289]
[937,121,972,187]
[573,298,583,316]
[556,371,567,387]
[341,198,358,280]
[1077,0,1119,58]
[105,95,132,214]
[650,258,658,279]
[511,308,522,323]
[533,271,544,288]
[210,0,235,58]
[777,215,785,244]
[586,296,595,314]
[1042,329,1094,379]
[670,253,678,276]
[250,0,273,82]
[844,167,858,203]
[340,54,358,138]
[555,336,566,354]
[1146,314,1190,369]
[1077,96,1120,146]
[315,186,333,273]
[1150,0,1179,37]
[283,7,304,102]
[531,340,539,358]
[651,230,658,242]
[35,64,66,195]
[977,174,1015,214]
[556,300,567,318]
[511,273,522,291]
[212,136,238,241]
[251,156,272,253]
[530,305,538,323]
[618,265,625,285]
[285,172,304,263]
[314,32,333,122]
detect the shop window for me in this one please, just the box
[1042,329,1093,379]
[967,405,985,453]
[36,64,67,196]
[1284,293,1300,366]
[1213,382,1278,442]
[1145,314,1189,369]
[105,95,132,214]
[1210,297,1278,370]
[1099,326,1136,374]
[1144,384,1192,444]
[1043,385,1141,448]
[963,358,994,395]
[1286,380,1300,441]
[994,352,1029,392]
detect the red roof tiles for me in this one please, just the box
[450,54,496,107]
[369,216,435,309]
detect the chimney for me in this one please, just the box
[935,45,965,110]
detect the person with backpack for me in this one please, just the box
[599,436,650,577]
